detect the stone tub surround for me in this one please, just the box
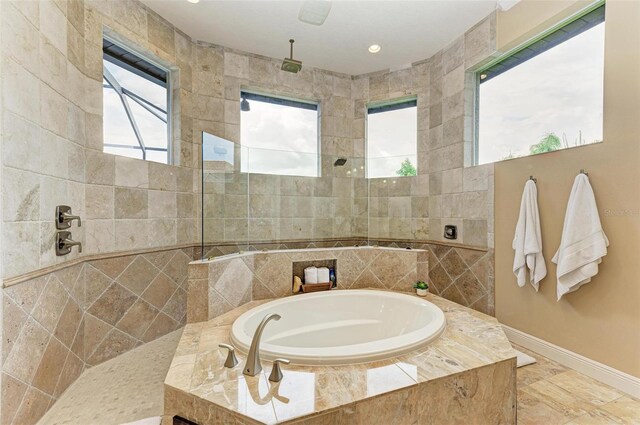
[0,238,486,425]
[190,242,493,322]
[1,247,193,425]
[165,292,517,424]
[187,246,429,323]
[33,328,640,425]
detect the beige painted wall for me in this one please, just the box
[495,0,640,377]
[495,0,595,52]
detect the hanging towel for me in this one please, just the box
[512,180,546,291]
[552,174,609,300]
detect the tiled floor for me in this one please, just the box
[38,331,640,425]
[514,345,640,424]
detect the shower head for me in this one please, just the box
[240,95,250,112]
[334,157,347,166]
[281,39,302,73]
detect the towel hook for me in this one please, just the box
[529,176,537,183]
[580,169,588,176]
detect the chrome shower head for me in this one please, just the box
[281,39,302,73]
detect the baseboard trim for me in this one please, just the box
[502,325,640,399]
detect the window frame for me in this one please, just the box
[473,1,606,165]
[102,34,173,165]
[239,90,321,177]
[365,96,419,179]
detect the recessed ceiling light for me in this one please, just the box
[368,44,381,54]
[187,0,200,3]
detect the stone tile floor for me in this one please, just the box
[37,331,640,425]
[513,344,640,424]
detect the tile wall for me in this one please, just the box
[198,239,493,316]
[187,247,428,323]
[1,248,193,425]
[0,0,500,423]
[199,52,360,243]
[1,0,199,280]
[350,17,497,248]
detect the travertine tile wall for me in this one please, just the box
[199,238,494,317]
[350,16,497,248]
[196,15,498,250]
[187,247,428,323]
[0,0,501,422]
[424,244,494,315]
[199,47,361,244]
[0,2,198,420]
[367,176,430,240]
[1,0,498,280]
[365,240,494,315]
[0,247,193,425]
[0,0,199,280]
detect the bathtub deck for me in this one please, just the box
[35,312,639,425]
[164,292,518,424]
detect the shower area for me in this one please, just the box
[200,131,428,259]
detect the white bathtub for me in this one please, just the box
[230,290,446,365]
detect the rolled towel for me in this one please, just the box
[304,266,318,284]
[317,267,330,283]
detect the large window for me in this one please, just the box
[103,38,170,164]
[476,5,605,165]
[240,91,319,177]
[367,99,417,178]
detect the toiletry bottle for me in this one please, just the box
[329,268,336,288]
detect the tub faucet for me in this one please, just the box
[243,313,281,376]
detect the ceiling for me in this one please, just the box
[142,0,499,75]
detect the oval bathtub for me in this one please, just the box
[230,290,446,365]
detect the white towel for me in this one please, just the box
[512,180,546,291]
[304,266,318,284]
[317,267,330,283]
[552,174,609,301]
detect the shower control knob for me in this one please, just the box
[269,358,290,382]
[56,205,81,229]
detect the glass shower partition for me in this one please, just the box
[201,131,369,260]
[201,132,248,259]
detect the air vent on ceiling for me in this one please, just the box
[298,0,332,26]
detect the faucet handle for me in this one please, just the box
[56,231,82,256]
[56,205,81,229]
[269,358,290,382]
[219,343,238,368]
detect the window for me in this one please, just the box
[102,38,170,164]
[240,91,319,177]
[476,5,605,165]
[367,99,418,178]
